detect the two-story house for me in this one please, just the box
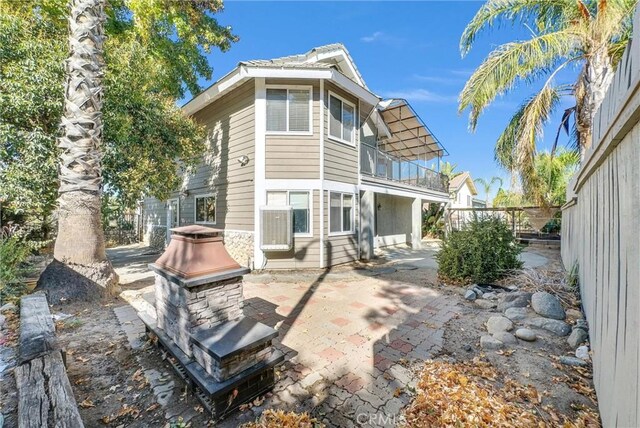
[142,44,450,269]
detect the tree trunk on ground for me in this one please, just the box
[576,50,614,158]
[37,0,118,303]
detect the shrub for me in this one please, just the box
[436,217,522,284]
[0,232,30,294]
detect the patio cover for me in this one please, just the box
[377,99,447,161]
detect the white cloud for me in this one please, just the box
[360,31,405,45]
[381,89,458,104]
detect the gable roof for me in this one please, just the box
[449,172,478,195]
[240,43,368,89]
[182,43,378,117]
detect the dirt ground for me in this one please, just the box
[0,246,599,427]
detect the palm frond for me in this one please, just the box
[459,29,579,130]
[460,0,581,55]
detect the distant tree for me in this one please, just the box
[459,0,637,194]
[532,148,580,206]
[474,176,503,206]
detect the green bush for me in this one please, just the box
[436,217,523,284]
[0,233,30,292]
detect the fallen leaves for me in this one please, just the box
[101,404,140,424]
[401,359,601,428]
[79,398,95,408]
[240,409,324,428]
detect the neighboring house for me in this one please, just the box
[448,172,478,208]
[142,44,449,269]
[447,172,481,229]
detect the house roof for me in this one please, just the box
[449,172,478,195]
[182,43,377,116]
[239,43,368,89]
[377,99,447,161]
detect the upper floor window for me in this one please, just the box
[328,93,355,145]
[195,194,216,224]
[467,195,471,206]
[266,87,312,134]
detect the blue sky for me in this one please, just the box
[187,1,579,201]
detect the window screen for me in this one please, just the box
[329,95,342,139]
[329,192,342,233]
[288,90,310,132]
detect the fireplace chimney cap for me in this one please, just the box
[170,225,222,238]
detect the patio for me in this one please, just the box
[108,243,551,426]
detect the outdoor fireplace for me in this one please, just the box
[139,225,283,419]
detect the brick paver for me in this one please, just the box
[115,254,460,427]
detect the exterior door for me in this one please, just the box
[166,198,179,244]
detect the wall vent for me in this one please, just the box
[260,206,293,251]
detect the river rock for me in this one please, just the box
[497,291,532,312]
[560,356,588,367]
[574,319,588,331]
[531,292,566,320]
[567,328,589,348]
[486,316,514,334]
[464,290,477,301]
[576,345,590,360]
[525,317,571,336]
[504,307,530,321]
[482,292,498,300]
[515,328,537,342]
[493,331,517,345]
[480,335,504,350]
[472,286,484,298]
[475,299,497,309]
[0,314,5,329]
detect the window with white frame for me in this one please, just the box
[195,194,216,224]
[328,93,355,144]
[329,192,354,234]
[266,190,311,235]
[266,87,312,133]
[467,195,472,206]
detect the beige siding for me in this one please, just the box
[265,79,321,179]
[264,190,321,269]
[324,82,359,184]
[143,80,256,232]
[323,190,359,267]
[561,19,640,428]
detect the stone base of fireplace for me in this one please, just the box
[139,312,284,420]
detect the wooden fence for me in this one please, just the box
[561,6,640,426]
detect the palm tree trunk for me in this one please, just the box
[576,50,614,157]
[37,0,118,302]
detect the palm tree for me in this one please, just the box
[474,176,503,206]
[438,161,459,179]
[532,148,580,205]
[459,0,637,192]
[37,0,118,301]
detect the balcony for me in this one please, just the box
[360,143,449,193]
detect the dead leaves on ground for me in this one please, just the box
[101,404,140,424]
[402,359,601,428]
[240,409,324,428]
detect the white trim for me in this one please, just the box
[328,191,356,236]
[265,85,313,136]
[327,91,356,146]
[183,66,379,119]
[254,78,267,270]
[360,181,449,202]
[324,180,358,194]
[302,47,367,89]
[319,79,325,268]
[193,193,217,225]
[265,189,313,238]
[166,198,180,243]
[264,179,321,190]
[182,65,249,116]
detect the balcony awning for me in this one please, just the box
[377,99,448,161]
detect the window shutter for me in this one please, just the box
[266,89,287,131]
[288,90,310,132]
